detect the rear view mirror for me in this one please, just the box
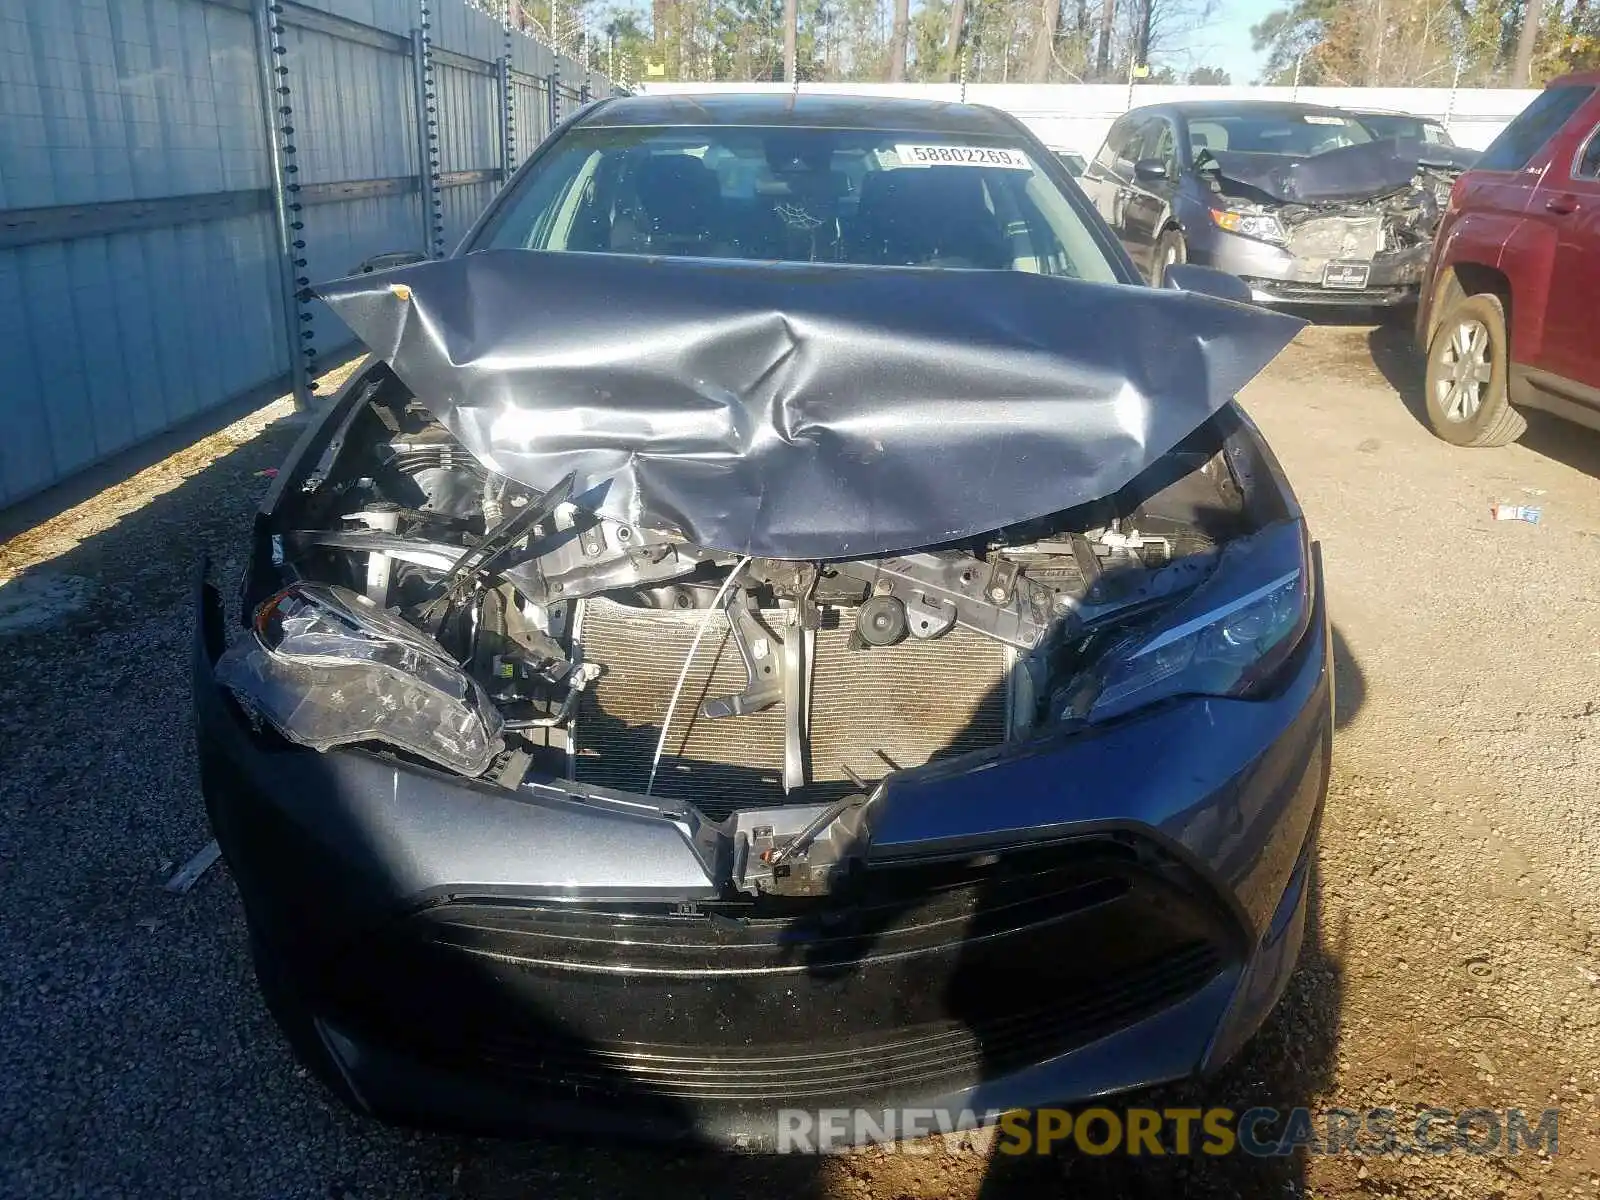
[1133,158,1171,183]
[352,251,428,275]
[1162,263,1254,306]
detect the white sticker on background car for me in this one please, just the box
[1301,115,1348,125]
[893,144,1033,169]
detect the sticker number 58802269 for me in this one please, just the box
[893,144,1033,169]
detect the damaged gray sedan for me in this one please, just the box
[193,94,1330,1146]
[1084,100,1463,306]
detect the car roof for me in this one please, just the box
[1123,100,1361,122]
[577,92,1024,136]
[1545,70,1600,88]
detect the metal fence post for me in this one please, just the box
[411,20,444,257]
[498,56,513,181]
[551,47,562,129]
[252,0,313,410]
[500,10,517,178]
[411,28,432,253]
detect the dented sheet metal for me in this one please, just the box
[1200,139,1424,205]
[318,249,1301,559]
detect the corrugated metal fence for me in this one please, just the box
[0,0,610,509]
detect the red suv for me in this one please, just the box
[1418,73,1600,446]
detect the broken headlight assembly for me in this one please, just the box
[1209,208,1288,247]
[214,582,505,776]
[1056,521,1312,724]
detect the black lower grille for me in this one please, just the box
[1242,276,1412,304]
[417,941,1223,1101]
[326,841,1239,1112]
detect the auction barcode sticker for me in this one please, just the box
[893,144,1033,169]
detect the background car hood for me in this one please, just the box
[318,250,1301,559]
[1416,144,1479,172]
[1201,139,1424,204]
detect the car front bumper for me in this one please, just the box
[1196,231,1428,307]
[193,555,1331,1148]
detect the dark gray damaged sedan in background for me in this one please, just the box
[193,93,1331,1146]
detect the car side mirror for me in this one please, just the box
[1133,158,1171,183]
[352,250,428,275]
[1162,263,1254,306]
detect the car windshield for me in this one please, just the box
[477,125,1119,281]
[1358,114,1452,144]
[1185,111,1374,157]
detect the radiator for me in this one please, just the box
[573,598,1009,819]
[1287,215,1383,261]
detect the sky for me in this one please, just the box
[608,0,1283,84]
[1162,0,1281,83]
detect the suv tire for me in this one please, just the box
[1423,292,1526,447]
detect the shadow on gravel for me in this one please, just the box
[1368,322,1600,480]
[1516,410,1600,480]
[1332,625,1366,731]
[1366,323,1429,428]
[1278,305,1409,330]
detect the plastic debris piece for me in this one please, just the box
[1491,504,1542,524]
[165,839,222,894]
[255,467,279,478]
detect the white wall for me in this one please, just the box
[634,81,1541,159]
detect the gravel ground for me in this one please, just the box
[2,329,1598,1199]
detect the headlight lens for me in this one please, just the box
[1058,521,1312,723]
[1210,208,1288,246]
[215,582,504,775]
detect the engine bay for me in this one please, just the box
[1203,153,1460,261]
[221,366,1293,842]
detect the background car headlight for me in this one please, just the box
[1057,520,1313,723]
[215,582,504,776]
[1210,208,1289,246]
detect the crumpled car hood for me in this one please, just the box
[318,249,1301,559]
[1202,139,1424,204]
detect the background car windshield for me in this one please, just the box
[480,125,1119,281]
[1186,111,1374,156]
[1358,113,1451,143]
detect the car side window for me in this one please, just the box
[1187,120,1228,156]
[1143,119,1178,176]
[1476,86,1595,172]
[1121,118,1158,170]
[1576,125,1600,180]
[1095,118,1131,173]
